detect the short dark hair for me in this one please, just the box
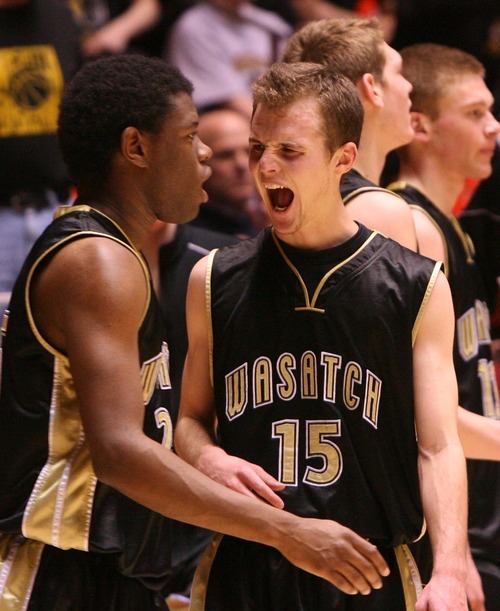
[252,62,364,152]
[401,43,485,119]
[58,55,193,192]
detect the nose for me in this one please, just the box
[485,112,500,137]
[258,149,280,174]
[198,137,212,162]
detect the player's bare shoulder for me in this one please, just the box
[347,189,417,250]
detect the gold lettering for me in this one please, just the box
[225,364,248,420]
[321,352,342,403]
[140,342,172,404]
[457,308,478,361]
[277,354,296,400]
[475,300,491,343]
[254,357,272,407]
[344,362,361,410]
[477,359,500,419]
[301,351,317,398]
[363,371,382,428]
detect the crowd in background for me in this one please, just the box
[0,2,499,610]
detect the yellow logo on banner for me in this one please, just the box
[0,45,63,138]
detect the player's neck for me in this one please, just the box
[275,208,358,252]
[398,161,464,216]
[77,189,156,251]
[354,136,387,185]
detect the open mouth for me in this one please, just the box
[265,184,294,211]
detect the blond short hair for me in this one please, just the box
[401,43,485,119]
[252,62,364,153]
[282,17,385,84]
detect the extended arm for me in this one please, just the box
[175,256,285,507]
[292,0,357,21]
[83,0,162,57]
[413,272,468,610]
[32,238,388,595]
[291,0,396,40]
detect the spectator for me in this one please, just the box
[165,0,292,117]
[69,0,163,58]
[291,0,397,40]
[190,107,267,237]
[0,0,82,313]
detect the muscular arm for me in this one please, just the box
[413,272,468,610]
[175,257,286,507]
[347,190,418,250]
[291,0,396,39]
[292,0,357,21]
[32,238,388,595]
[83,0,162,57]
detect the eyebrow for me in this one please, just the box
[249,136,305,149]
[461,97,495,110]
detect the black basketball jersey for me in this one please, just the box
[341,168,401,205]
[208,224,442,546]
[391,183,500,563]
[0,205,175,586]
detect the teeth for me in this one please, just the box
[265,184,285,189]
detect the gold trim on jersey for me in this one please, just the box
[206,249,218,388]
[448,214,475,265]
[189,533,223,611]
[387,182,474,274]
[19,206,153,550]
[26,207,152,358]
[408,204,450,277]
[188,536,422,610]
[412,261,443,347]
[271,228,379,313]
[0,536,44,609]
[394,544,423,610]
[342,185,406,205]
[22,357,96,551]
[54,205,140,259]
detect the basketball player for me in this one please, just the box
[0,55,390,609]
[282,17,418,251]
[175,62,468,610]
[389,43,500,610]
[282,14,500,467]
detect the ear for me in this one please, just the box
[410,111,432,142]
[120,126,149,168]
[359,73,383,108]
[334,141,357,176]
